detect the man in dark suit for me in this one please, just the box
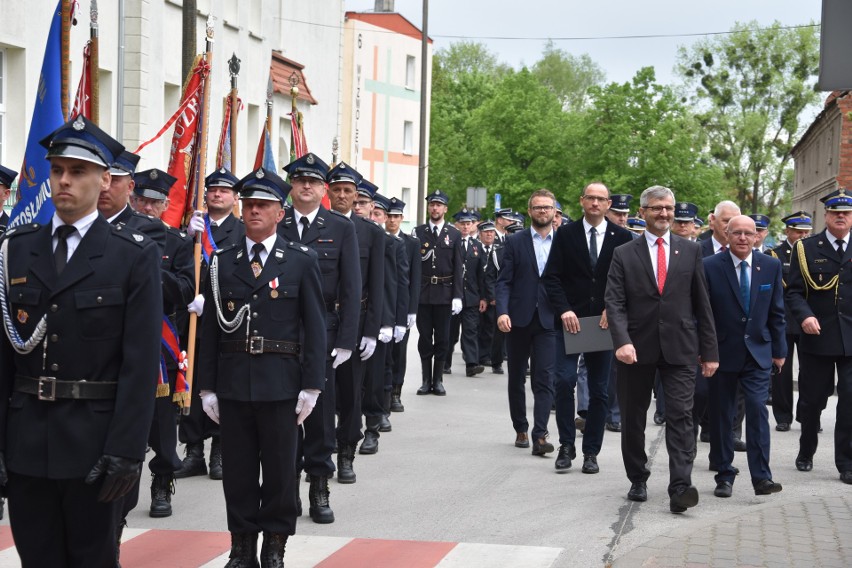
[278,153,361,516]
[497,189,558,456]
[0,116,162,566]
[412,191,464,395]
[605,185,718,513]
[477,221,503,374]
[0,164,18,235]
[785,189,852,484]
[198,167,326,565]
[703,215,786,498]
[178,167,245,481]
[543,183,632,473]
[385,197,420,412]
[767,212,812,432]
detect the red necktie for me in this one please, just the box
[656,237,666,294]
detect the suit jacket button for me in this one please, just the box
[742,317,747,322]
[50,363,59,371]
[50,304,58,312]
[253,294,258,300]
[50,334,59,342]
[744,334,749,339]
[252,312,259,318]
[96,296,103,304]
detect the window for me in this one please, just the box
[401,187,411,206]
[405,55,416,90]
[403,121,413,155]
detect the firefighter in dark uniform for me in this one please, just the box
[446,208,486,376]
[278,152,360,520]
[477,220,505,374]
[412,190,464,395]
[0,164,18,235]
[365,190,410,438]
[198,166,326,566]
[385,197,420,412]
[0,115,162,567]
[177,168,245,481]
[785,189,852,484]
[124,168,194,520]
[768,211,812,432]
[326,163,386,461]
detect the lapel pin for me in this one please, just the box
[17,309,28,324]
[674,250,679,255]
[227,301,235,312]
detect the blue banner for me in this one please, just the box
[261,126,276,171]
[9,1,64,228]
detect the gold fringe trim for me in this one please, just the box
[156,383,171,398]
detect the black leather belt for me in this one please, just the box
[425,275,453,284]
[325,301,339,313]
[220,338,301,356]
[14,375,118,401]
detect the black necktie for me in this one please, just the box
[300,217,310,242]
[838,239,846,259]
[589,227,598,268]
[250,243,264,278]
[433,226,439,239]
[463,237,468,252]
[54,225,76,275]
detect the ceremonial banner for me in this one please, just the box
[9,1,65,228]
[70,41,92,119]
[253,124,276,171]
[216,97,234,171]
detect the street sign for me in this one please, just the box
[466,187,487,209]
[495,193,501,211]
[819,0,852,89]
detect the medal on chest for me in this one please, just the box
[270,277,279,298]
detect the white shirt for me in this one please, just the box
[208,212,233,227]
[711,235,727,254]
[429,221,445,235]
[644,230,670,281]
[582,217,607,253]
[105,204,130,224]
[731,251,753,286]
[531,227,554,276]
[294,207,320,238]
[831,231,850,252]
[245,233,278,266]
[51,210,99,262]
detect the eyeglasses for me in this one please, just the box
[530,205,554,212]
[582,195,609,203]
[643,205,675,213]
[729,230,757,238]
[354,200,372,207]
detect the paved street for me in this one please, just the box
[0,336,847,567]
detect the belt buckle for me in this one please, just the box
[430,276,439,284]
[38,376,57,401]
[249,336,264,355]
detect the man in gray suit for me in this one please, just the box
[605,185,719,514]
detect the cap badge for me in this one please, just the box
[256,170,265,179]
[219,168,226,174]
[306,154,315,165]
[72,115,85,131]
[150,170,159,180]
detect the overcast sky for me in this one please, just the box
[346,0,822,86]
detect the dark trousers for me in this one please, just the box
[450,305,480,366]
[554,347,611,455]
[179,342,220,445]
[772,334,798,424]
[479,305,496,364]
[506,313,555,440]
[655,373,666,415]
[8,472,122,567]
[606,356,621,424]
[416,303,452,378]
[298,355,335,476]
[391,329,411,386]
[336,312,367,445]
[796,352,852,472]
[708,358,773,485]
[363,339,390,417]
[618,360,695,496]
[219,398,298,535]
[553,339,578,448]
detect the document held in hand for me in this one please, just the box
[563,316,614,355]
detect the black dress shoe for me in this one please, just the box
[653,412,665,425]
[670,485,699,513]
[581,454,599,474]
[841,471,852,485]
[491,366,504,374]
[713,481,733,498]
[699,431,710,443]
[775,422,790,432]
[605,422,622,433]
[733,438,747,452]
[627,482,647,502]
[555,445,574,472]
[465,365,485,377]
[754,479,783,495]
[795,455,813,472]
[531,437,554,456]
[515,432,530,448]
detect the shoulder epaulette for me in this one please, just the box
[111,223,149,246]
[2,223,42,239]
[328,209,347,219]
[212,242,239,257]
[286,241,313,255]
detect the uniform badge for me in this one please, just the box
[10,277,26,285]
[307,154,315,165]
[17,309,28,324]
[275,250,284,259]
[269,277,279,298]
[227,301,235,312]
[219,167,226,174]
[150,170,159,180]
[424,242,429,248]
[444,235,450,246]
[301,246,308,252]
[133,234,143,242]
[72,115,85,131]
[256,169,265,179]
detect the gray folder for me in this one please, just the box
[563,316,614,355]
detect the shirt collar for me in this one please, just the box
[711,235,726,253]
[105,204,130,224]
[52,210,99,236]
[582,217,607,235]
[644,230,670,247]
[208,212,232,226]
[245,233,278,255]
[730,250,753,268]
[530,227,553,241]
[294,207,319,225]
[430,221,445,233]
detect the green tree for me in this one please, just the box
[574,67,725,217]
[675,21,820,217]
[532,40,606,112]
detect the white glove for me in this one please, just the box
[359,336,377,361]
[330,348,352,369]
[451,298,463,315]
[378,326,393,343]
[187,294,205,316]
[393,325,407,343]
[200,391,219,424]
[186,211,205,238]
[406,313,417,329]
[295,389,321,425]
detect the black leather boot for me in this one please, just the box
[225,533,259,568]
[359,417,380,454]
[378,391,392,432]
[209,436,223,480]
[174,441,207,478]
[149,474,175,518]
[336,444,356,484]
[417,359,432,395]
[432,359,447,396]
[116,519,126,568]
[390,384,405,412]
[308,474,335,524]
[259,532,287,568]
